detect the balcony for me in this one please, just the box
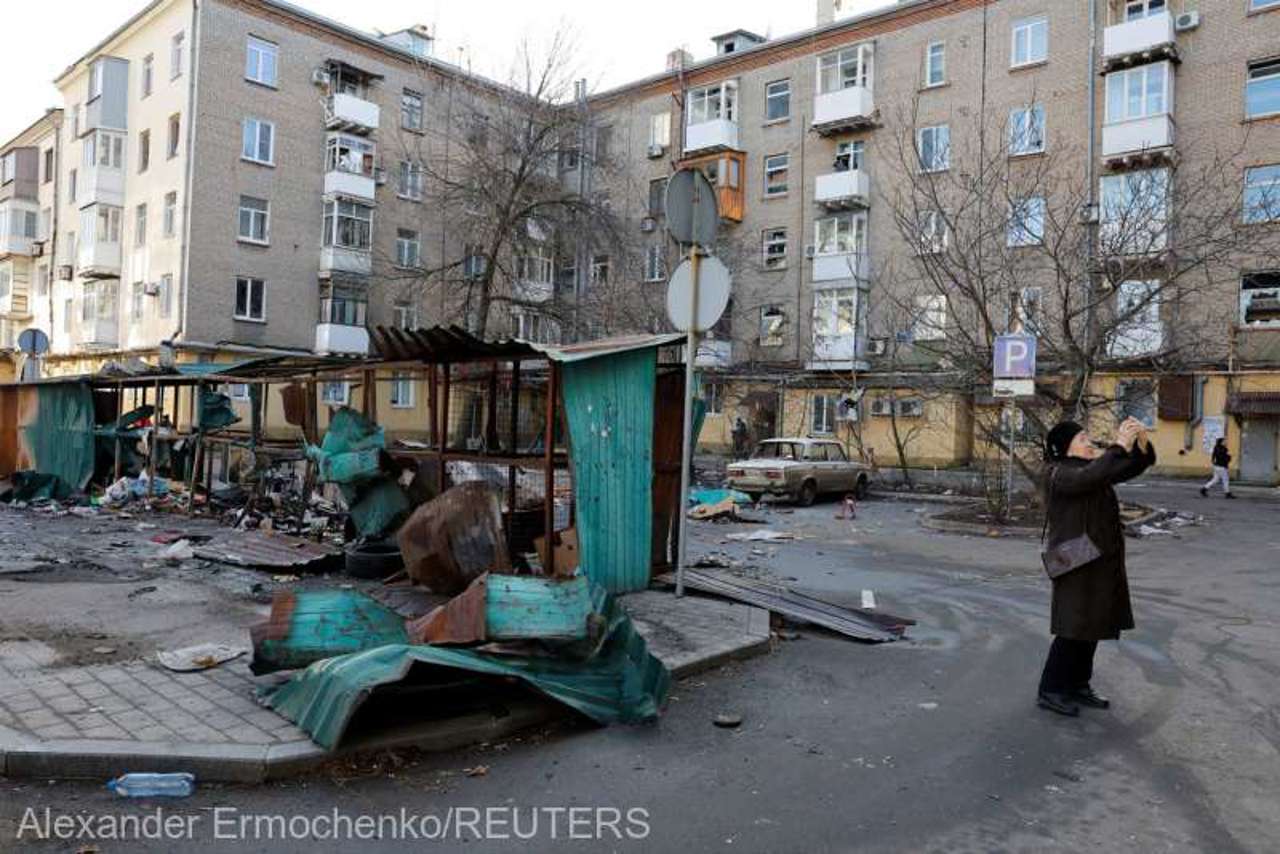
[1102,12,1178,71]
[0,200,39,258]
[812,251,869,283]
[814,169,870,209]
[314,322,370,355]
[323,169,376,201]
[0,262,30,318]
[684,119,739,154]
[77,316,119,348]
[325,93,380,134]
[810,334,859,367]
[80,161,126,208]
[812,87,876,136]
[513,278,554,304]
[320,246,372,277]
[77,241,122,279]
[1102,114,1175,165]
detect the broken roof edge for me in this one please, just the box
[370,325,683,365]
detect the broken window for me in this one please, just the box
[762,227,787,269]
[759,305,786,346]
[1109,280,1163,356]
[912,294,947,341]
[1241,271,1280,328]
[703,381,723,415]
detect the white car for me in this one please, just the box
[726,438,871,506]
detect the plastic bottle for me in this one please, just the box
[106,772,196,798]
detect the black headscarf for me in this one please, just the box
[1045,420,1084,462]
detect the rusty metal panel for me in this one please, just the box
[397,481,511,594]
[194,531,340,569]
[405,574,488,645]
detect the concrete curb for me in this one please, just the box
[0,623,770,784]
[869,489,977,506]
[918,505,1164,539]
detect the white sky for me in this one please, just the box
[1,0,894,143]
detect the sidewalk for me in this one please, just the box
[0,591,769,784]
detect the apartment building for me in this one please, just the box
[0,109,61,377]
[4,0,1279,479]
[585,0,1280,482]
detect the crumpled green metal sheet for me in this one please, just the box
[250,589,409,675]
[198,389,239,431]
[306,407,408,538]
[2,471,71,502]
[21,383,96,492]
[260,585,670,749]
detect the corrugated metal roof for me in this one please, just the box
[1226,392,1280,416]
[370,325,682,365]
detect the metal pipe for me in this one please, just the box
[675,246,701,598]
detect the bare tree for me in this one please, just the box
[877,98,1280,485]
[384,31,633,341]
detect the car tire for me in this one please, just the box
[854,476,869,501]
[344,538,403,579]
[796,480,818,507]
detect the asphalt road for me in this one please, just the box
[2,481,1276,853]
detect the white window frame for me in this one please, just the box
[1105,62,1170,124]
[171,31,185,79]
[763,153,789,196]
[765,79,791,122]
[817,43,873,94]
[834,140,865,173]
[1009,105,1046,156]
[1100,168,1170,254]
[590,254,610,286]
[1249,0,1280,9]
[245,36,278,87]
[163,191,177,237]
[917,124,950,172]
[234,276,266,322]
[1123,0,1167,21]
[912,294,948,341]
[925,41,946,87]
[94,205,122,244]
[1245,164,1280,224]
[226,383,251,402]
[1011,16,1048,68]
[322,199,373,251]
[241,118,275,165]
[649,112,671,146]
[1109,280,1162,357]
[320,381,349,406]
[130,281,145,321]
[326,133,375,177]
[134,203,147,246]
[393,301,419,330]
[813,288,858,344]
[401,89,424,131]
[397,160,424,201]
[158,273,174,319]
[237,195,270,245]
[396,228,422,268]
[814,213,865,256]
[687,81,738,125]
[1246,59,1280,120]
[811,393,837,435]
[141,54,154,98]
[762,227,788,270]
[642,244,666,282]
[167,114,181,159]
[88,62,104,101]
[1007,196,1046,247]
[390,372,415,408]
[917,210,949,255]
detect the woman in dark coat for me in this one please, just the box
[1038,416,1155,717]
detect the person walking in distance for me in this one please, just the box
[1201,437,1235,499]
[1037,417,1156,717]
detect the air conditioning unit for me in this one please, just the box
[896,399,924,418]
[869,397,892,417]
[31,241,46,258]
[1174,11,1200,32]
[804,244,816,259]
[646,143,665,159]
[865,338,887,356]
[640,216,656,233]
[311,67,330,86]
[57,265,73,281]
[143,281,160,296]
[374,167,388,185]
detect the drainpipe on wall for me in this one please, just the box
[163,0,201,366]
[1184,374,1208,451]
[47,109,63,355]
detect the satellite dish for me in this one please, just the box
[17,328,49,356]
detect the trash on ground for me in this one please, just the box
[107,772,195,798]
[463,765,489,777]
[713,713,743,728]
[160,539,194,561]
[157,643,246,672]
[724,529,796,542]
[690,488,753,507]
[688,497,738,521]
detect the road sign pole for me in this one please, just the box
[675,247,701,598]
[1006,399,1015,517]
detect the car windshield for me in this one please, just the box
[754,442,799,460]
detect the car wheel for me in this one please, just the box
[796,480,817,507]
[854,476,869,501]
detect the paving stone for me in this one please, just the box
[34,723,78,739]
[89,695,132,714]
[133,725,177,742]
[1,692,43,713]
[66,712,113,731]
[47,695,90,715]
[81,725,130,740]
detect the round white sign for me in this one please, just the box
[666,255,731,333]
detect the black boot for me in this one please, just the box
[1071,685,1110,709]
[1037,691,1081,717]
[1225,492,1236,499]
[1199,487,1208,497]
